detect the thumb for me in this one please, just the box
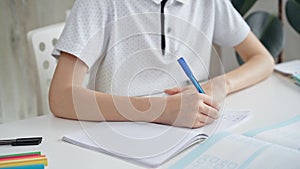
[164,87,182,95]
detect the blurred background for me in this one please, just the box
[0,0,74,123]
[0,0,299,123]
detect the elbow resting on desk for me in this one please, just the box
[49,85,78,120]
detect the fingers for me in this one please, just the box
[199,94,220,110]
[192,113,215,128]
[198,103,219,119]
[192,94,220,128]
[167,90,221,129]
[197,113,215,123]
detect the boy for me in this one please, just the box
[49,0,274,128]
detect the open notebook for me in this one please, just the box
[170,115,300,169]
[62,110,250,168]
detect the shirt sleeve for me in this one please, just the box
[52,0,110,69]
[213,0,250,47]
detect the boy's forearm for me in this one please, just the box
[49,53,173,123]
[224,54,274,95]
[49,85,170,123]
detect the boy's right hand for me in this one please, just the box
[160,89,219,128]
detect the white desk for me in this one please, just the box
[1,73,300,169]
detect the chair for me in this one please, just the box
[27,23,65,115]
[236,11,285,65]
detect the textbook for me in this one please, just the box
[170,115,300,169]
[62,110,250,168]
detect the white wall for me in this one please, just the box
[222,0,300,72]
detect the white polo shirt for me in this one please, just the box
[53,0,250,96]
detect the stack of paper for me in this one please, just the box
[0,152,48,169]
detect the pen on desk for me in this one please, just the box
[0,137,42,146]
[177,57,205,94]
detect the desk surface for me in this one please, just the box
[0,73,299,169]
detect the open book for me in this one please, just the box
[62,110,250,168]
[170,115,300,169]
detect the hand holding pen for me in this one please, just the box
[162,57,219,128]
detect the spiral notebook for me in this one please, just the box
[62,110,250,168]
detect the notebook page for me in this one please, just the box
[169,132,300,169]
[245,115,300,150]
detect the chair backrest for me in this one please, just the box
[27,23,65,115]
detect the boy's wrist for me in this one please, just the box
[130,96,172,124]
[154,95,179,125]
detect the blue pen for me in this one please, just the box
[177,57,205,94]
